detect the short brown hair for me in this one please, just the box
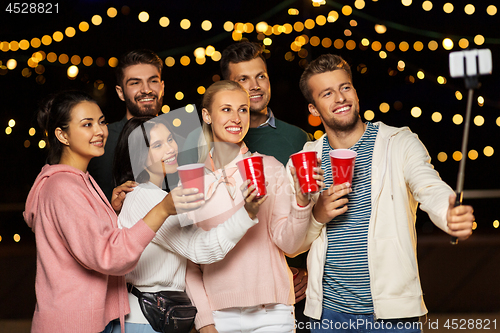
[220,42,266,80]
[299,54,352,105]
[115,49,163,87]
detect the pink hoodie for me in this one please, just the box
[24,164,155,333]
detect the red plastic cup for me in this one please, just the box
[236,156,266,200]
[177,163,205,198]
[329,149,357,185]
[290,151,319,195]
[290,267,299,280]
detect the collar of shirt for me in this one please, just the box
[257,108,276,128]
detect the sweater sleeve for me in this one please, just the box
[400,132,454,232]
[44,174,155,276]
[266,160,314,255]
[185,261,214,329]
[153,206,258,264]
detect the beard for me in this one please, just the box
[322,105,361,133]
[125,93,163,117]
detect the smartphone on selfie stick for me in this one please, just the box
[448,49,492,244]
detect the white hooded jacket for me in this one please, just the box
[287,122,454,320]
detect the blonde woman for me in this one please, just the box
[185,80,323,333]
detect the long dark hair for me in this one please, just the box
[112,116,179,192]
[37,90,96,165]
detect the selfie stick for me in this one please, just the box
[449,49,492,244]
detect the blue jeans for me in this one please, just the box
[101,319,118,333]
[108,319,157,333]
[309,308,423,333]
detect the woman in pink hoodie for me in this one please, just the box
[24,91,204,333]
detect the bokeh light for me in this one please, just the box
[484,146,494,157]
[453,114,463,125]
[107,7,118,17]
[364,110,375,121]
[464,4,475,15]
[138,12,149,22]
[92,15,103,25]
[431,112,442,122]
[159,17,170,27]
[443,3,454,13]
[67,65,79,78]
[180,19,191,29]
[437,152,448,162]
[411,106,422,118]
[201,20,212,31]
[65,27,76,37]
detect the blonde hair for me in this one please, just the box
[198,80,248,162]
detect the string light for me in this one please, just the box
[364,110,375,121]
[159,17,170,27]
[443,3,454,13]
[1,2,497,156]
[422,1,432,11]
[138,12,149,23]
[91,15,102,25]
[107,7,118,18]
[180,19,191,29]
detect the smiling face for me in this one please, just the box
[115,63,164,119]
[145,123,178,186]
[57,101,108,171]
[202,89,250,145]
[228,58,270,115]
[307,69,361,133]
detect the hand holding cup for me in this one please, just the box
[236,156,267,201]
[290,151,325,207]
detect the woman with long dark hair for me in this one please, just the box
[110,114,262,333]
[24,91,203,333]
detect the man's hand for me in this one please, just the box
[447,193,474,241]
[312,183,351,223]
[291,158,325,207]
[292,267,308,303]
[111,180,137,214]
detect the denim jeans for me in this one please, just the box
[309,308,423,333]
[101,319,118,333]
[109,320,157,333]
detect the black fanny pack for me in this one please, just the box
[127,283,197,333]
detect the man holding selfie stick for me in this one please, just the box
[287,54,474,332]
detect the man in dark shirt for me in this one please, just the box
[221,41,311,331]
[88,49,164,200]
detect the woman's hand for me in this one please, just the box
[291,158,325,207]
[111,180,138,213]
[241,179,267,220]
[163,186,205,215]
[199,325,218,333]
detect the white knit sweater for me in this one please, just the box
[118,182,258,324]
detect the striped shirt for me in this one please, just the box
[321,122,379,314]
